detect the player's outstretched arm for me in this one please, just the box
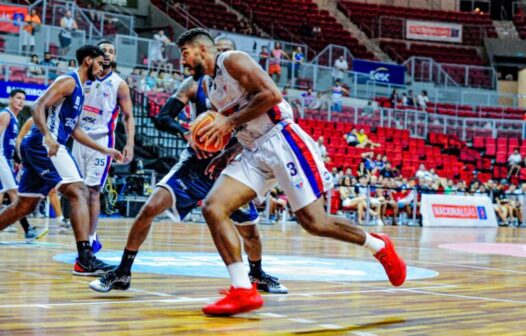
[32,76,76,157]
[71,126,123,162]
[153,76,197,139]
[118,81,135,164]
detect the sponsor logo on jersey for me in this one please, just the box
[65,117,79,129]
[40,169,50,176]
[292,176,304,189]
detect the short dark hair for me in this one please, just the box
[176,28,214,48]
[10,89,26,97]
[76,45,105,65]
[214,35,237,50]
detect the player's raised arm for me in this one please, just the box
[31,76,76,157]
[153,76,197,139]
[117,81,135,164]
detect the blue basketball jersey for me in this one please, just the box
[0,107,18,161]
[26,71,84,146]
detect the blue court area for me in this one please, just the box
[54,251,438,282]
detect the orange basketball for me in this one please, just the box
[190,111,231,153]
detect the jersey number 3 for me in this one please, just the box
[287,162,298,176]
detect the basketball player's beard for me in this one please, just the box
[192,62,205,81]
[103,61,116,70]
[87,64,96,81]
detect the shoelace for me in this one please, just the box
[261,274,281,287]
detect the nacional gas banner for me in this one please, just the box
[406,20,462,43]
[352,59,405,85]
[0,4,27,33]
[0,81,48,102]
[421,194,497,227]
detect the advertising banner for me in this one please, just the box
[421,194,498,227]
[0,5,27,33]
[0,81,47,102]
[352,59,405,85]
[406,20,462,43]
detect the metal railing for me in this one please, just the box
[291,97,525,141]
[310,44,354,67]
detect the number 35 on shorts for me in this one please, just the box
[94,158,106,166]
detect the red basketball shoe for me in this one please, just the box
[371,232,407,287]
[202,283,264,316]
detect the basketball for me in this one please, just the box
[190,111,231,152]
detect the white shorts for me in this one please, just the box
[0,156,17,192]
[72,134,112,189]
[22,30,35,46]
[222,122,333,212]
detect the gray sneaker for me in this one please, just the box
[58,219,72,233]
[3,225,17,233]
[25,226,48,243]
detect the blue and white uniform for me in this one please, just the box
[0,107,19,192]
[18,71,84,198]
[72,71,123,189]
[209,51,333,211]
[157,76,259,225]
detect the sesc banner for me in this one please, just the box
[0,4,27,33]
[421,194,497,227]
[352,59,405,85]
[0,81,48,102]
[406,20,462,43]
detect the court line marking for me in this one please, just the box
[399,288,526,305]
[288,318,316,324]
[258,312,287,318]
[317,324,344,329]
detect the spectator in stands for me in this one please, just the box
[126,67,142,90]
[380,162,398,178]
[301,88,319,109]
[415,164,432,180]
[151,30,171,64]
[356,161,368,177]
[39,51,58,80]
[145,70,158,92]
[443,179,456,195]
[389,89,399,108]
[269,42,289,83]
[333,55,348,83]
[85,3,100,24]
[291,47,304,82]
[330,79,348,113]
[27,54,43,78]
[356,128,380,148]
[67,59,76,71]
[259,45,270,71]
[22,9,41,56]
[362,100,375,117]
[406,89,416,107]
[361,152,376,172]
[374,154,385,171]
[507,148,522,179]
[339,176,368,223]
[331,167,340,185]
[417,90,429,110]
[59,10,78,57]
[315,136,329,162]
[344,129,359,147]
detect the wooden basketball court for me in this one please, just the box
[0,218,525,335]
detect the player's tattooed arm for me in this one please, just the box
[153,77,197,139]
[32,76,76,157]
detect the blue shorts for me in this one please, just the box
[157,157,259,225]
[18,141,83,198]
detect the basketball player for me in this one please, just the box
[72,40,135,253]
[89,36,287,294]
[0,45,122,275]
[0,89,47,242]
[177,29,406,316]
[16,117,70,232]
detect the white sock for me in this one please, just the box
[56,215,64,223]
[89,233,96,245]
[227,262,252,289]
[364,233,385,254]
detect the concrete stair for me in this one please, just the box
[312,0,393,62]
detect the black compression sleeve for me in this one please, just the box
[153,97,189,139]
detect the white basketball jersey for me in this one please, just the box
[79,71,123,137]
[206,51,293,147]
